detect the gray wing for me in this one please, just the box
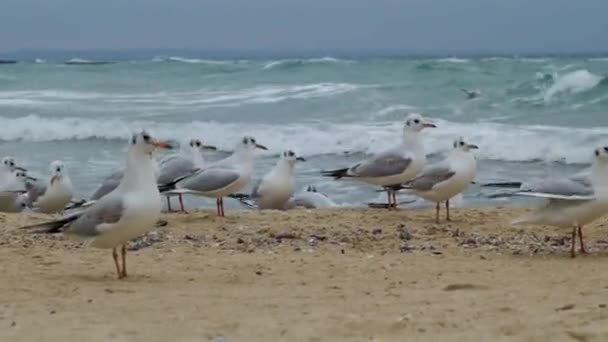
[250,179,263,198]
[157,157,196,185]
[90,171,123,200]
[25,179,47,205]
[406,164,455,191]
[66,196,125,237]
[525,178,593,197]
[350,151,412,178]
[180,168,240,192]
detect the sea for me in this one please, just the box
[1,55,607,209]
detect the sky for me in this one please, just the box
[1,0,607,55]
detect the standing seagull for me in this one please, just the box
[24,160,73,213]
[157,138,216,212]
[395,137,478,223]
[163,136,267,217]
[321,113,436,209]
[0,171,35,212]
[498,147,608,258]
[241,150,305,210]
[20,131,172,278]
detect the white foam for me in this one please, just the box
[166,56,230,64]
[1,115,605,165]
[543,69,603,102]
[262,57,352,70]
[435,57,469,63]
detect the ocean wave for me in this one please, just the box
[434,57,470,63]
[543,69,604,102]
[0,83,363,110]
[262,57,352,70]
[2,115,606,164]
[164,56,232,65]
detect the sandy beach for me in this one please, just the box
[2,207,608,341]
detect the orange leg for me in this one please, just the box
[570,226,577,258]
[391,191,397,209]
[120,244,127,278]
[178,195,185,212]
[216,198,222,216]
[435,202,440,224]
[220,198,225,217]
[112,247,122,279]
[386,190,392,210]
[446,200,451,221]
[166,197,172,212]
[578,226,587,254]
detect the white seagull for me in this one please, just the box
[0,156,26,185]
[20,131,172,278]
[499,147,608,258]
[157,138,216,212]
[395,137,478,223]
[237,150,305,210]
[163,136,267,217]
[321,113,436,209]
[284,185,337,209]
[24,160,73,213]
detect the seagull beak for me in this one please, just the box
[296,157,306,162]
[422,122,437,128]
[467,144,479,149]
[255,143,268,150]
[15,166,27,172]
[202,144,217,151]
[50,175,60,184]
[152,140,173,149]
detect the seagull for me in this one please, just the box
[0,156,26,185]
[234,150,305,210]
[284,185,337,209]
[157,138,216,212]
[163,136,267,217]
[24,160,73,213]
[20,131,172,279]
[394,137,478,223]
[460,88,481,100]
[0,170,35,212]
[497,147,608,258]
[321,113,435,209]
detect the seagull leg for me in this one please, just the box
[220,197,225,217]
[178,195,185,212]
[570,226,577,258]
[446,200,451,221]
[121,244,127,278]
[216,198,221,216]
[578,226,587,254]
[166,196,172,212]
[112,247,122,279]
[391,191,398,209]
[435,202,440,224]
[386,190,392,210]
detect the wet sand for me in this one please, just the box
[2,207,608,341]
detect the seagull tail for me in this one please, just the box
[19,215,79,234]
[227,193,257,209]
[320,168,350,180]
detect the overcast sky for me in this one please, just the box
[1,0,606,54]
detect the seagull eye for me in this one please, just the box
[56,167,61,172]
[10,162,14,166]
[414,119,420,124]
[596,149,600,156]
[604,147,608,153]
[460,141,465,146]
[196,141,201,147]
[142,134,150,142]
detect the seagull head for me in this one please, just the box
[594,147,608,162]
[49,160,66,184]
[14,170,37,184]
[306,185,318,193]
[453,136,479,152]
[237,136,268,154]
[404,113,436,133]
[281,150,305,166]
[131,131,173,155]
[1,156,26,173]
[189,138,217,152]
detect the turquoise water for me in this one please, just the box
[1,56,607,208]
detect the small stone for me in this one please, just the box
[341,249,345,254]
[372,229,382,235]
[556,304,575,311]
[236,238,244,244]
[87,299,93,303]
[599,304,606,308]
[479,255,487,260]
[49,310,56,315]
[10,321,16,327]
[255,271,262,276]
[431,251,442,255]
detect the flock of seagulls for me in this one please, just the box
[1,113,607,278]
